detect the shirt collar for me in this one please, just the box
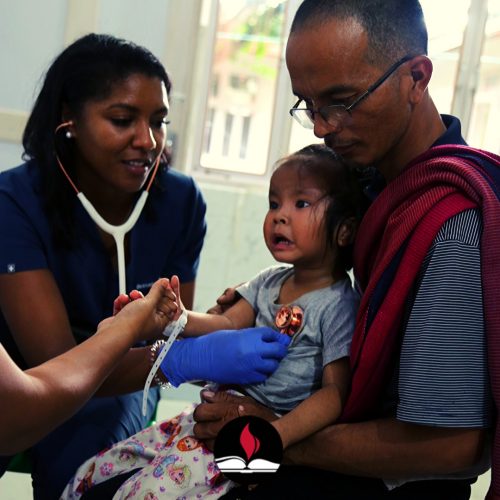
[432,114,467,147]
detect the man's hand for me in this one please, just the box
[206,286,242,315]
[193,390,278,449]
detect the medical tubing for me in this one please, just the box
[54,121,163,295]
[76,191,149,295]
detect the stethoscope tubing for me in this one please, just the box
[54,121,161,295]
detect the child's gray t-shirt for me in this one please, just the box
[236,264,359,414]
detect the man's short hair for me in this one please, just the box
[290,0,428,66]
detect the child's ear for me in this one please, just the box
[336,217,357,247]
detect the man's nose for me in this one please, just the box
[313,113,342,139]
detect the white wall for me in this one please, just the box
[194,183,274,312]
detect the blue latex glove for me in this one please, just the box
[160,327,290,387]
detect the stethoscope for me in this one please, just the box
[55,121,162,295]
[56,120,186,412]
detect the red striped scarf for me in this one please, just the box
[340,145,500,498]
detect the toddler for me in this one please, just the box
[62,144,364,499]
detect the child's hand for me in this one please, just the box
[113,289,144,315]
[169,275,186,321]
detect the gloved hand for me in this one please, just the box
[160,327,290,387]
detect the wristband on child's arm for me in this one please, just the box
[141,309,188,416]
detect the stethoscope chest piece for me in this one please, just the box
[275,305,304,340]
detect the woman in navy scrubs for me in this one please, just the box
[0,34,287,499]
[0,34,204,499]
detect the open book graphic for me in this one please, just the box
[215,455,280,473]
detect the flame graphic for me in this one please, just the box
[240,423,260,461]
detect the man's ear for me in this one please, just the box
[336,217,357,247]
[407,55,433,105]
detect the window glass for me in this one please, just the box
[468,0,500,153]
[421,0,471,113]
[200,0,287,175]
[288,110,323,154]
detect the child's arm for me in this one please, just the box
[183,302,256,336]
[170,275,256,336]
[271,357,350,449]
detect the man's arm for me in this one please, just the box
[285,418,487,478]
[193,390,486,476]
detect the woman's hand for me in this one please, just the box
[113,282,179,320]
[193,390,278,450]
[99,278,178,342]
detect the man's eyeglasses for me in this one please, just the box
[289,55,414,129]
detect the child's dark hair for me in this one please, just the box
[22,33,172,247]
[276,144,364,271]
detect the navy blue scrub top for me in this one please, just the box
[0,160,207,367]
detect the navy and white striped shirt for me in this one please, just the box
[397,208,491,428]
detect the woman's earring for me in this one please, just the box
[65,130,72,139]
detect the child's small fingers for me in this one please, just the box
[113,294,131,315]
[129,290,144,301]
[171,275,181,299]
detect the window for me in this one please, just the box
[184,0,499,180]
[199,0,287,176]
[420,0,471,113]
[468,0,500,153]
